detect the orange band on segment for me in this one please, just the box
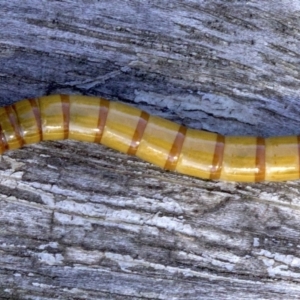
[5,106,24,147]
[298,135,300,180]
[164,125,187,171]
[61,95,70,139]
[127,111,149,156]
[94,98,110,143]
[210,134,225,180]
[28,98,43,141]
[0,125,8,153]
[255,137,265,182]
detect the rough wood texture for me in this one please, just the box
[1,1,300,299]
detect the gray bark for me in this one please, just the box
[1,1,300,299]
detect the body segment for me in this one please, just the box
[0,94,298,182]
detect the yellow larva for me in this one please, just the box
[1,94,299,182]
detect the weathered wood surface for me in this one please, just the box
[1,1,300,299]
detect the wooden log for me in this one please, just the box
[1,1,300,299]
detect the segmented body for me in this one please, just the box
[0,94,298,182]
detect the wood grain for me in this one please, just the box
[1,0,300,299]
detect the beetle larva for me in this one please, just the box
[0,94,298,182]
